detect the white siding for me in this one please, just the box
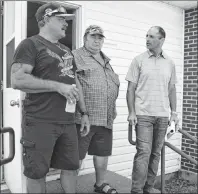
[73,1,184,178]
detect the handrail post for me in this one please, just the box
[161,144,165,194]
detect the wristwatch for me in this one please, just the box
[81,111,89,117]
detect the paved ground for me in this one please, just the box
[1,170,132,193]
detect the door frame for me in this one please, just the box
[0,0,3,129]
[0,0,4,184]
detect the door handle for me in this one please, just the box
[0,127,15,166]
[10,99,20,107]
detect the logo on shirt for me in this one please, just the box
[46,48,75,78]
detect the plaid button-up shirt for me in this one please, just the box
[72,47,120,129]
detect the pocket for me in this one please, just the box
[20,138,36,170]
[20,138,35,148]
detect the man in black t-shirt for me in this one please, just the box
[11,3,90,193]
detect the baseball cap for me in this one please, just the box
[84,25,105,37]
[35,3,75,22]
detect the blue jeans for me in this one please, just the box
[131,116,168,193]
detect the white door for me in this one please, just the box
[3,1,27,193]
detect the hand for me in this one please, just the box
[58,83,79,103]
[169,112,179,128]
[80,115,90,137]
[127,112,137,126]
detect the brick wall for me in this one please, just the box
[182,7,198,174]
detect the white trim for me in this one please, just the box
[179,9,185,170]
[4,33,15,46]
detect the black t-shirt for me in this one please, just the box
[12,35,77,124]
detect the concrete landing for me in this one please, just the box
[1,171,132,193]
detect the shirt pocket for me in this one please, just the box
[76,67,101,81]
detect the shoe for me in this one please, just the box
[143,188,161,193]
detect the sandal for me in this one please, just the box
[94,183,118,194]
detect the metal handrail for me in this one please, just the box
[128,124,136,145]
[128,125,198,194]
[0,127,15,166]
[161,128,198,193]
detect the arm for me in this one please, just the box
[11,63,59,93]
[168,63,179,125]
[125,58,139,125]
[11,63,79,102]
[75,74,90,136]
[169,83,179,125]
[169,84,177,112]
[75,74,87,113]
[126,82,137,125]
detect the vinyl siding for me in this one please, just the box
[76,1,184,178]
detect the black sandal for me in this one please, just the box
[94,183,118,194]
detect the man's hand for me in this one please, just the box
[127,112,137,126]
[80,115,90,137]
[169,112,179,129]
[57,83,79,103]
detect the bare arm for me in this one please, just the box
[75,74,90,136]
[75,74,87,112]
[11,63,60,93]
[169,83,179,124]
[11,63,79,102]
[169,84,177,112]
[126,81,137,125]
[127,82,137,115]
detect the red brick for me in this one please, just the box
[189,52,198,55]
[184,72,193,76]
[184,40,193,44]
[188,68,197,72]
[185,28,189,33]
[184,56,192,59]
[183,87,192,92]
[190,11,198,16]
[185,24,194,29]
[189,43,197,47]
[187,116,195,120]
[188,76,197,80]
[184,80,192,84]
[185,16,194,21]
[190,20,198,24]
[183,8,198,174]
[184,48,193,52]
[185,32,194,36]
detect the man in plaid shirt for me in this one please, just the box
[73,25,120,194]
